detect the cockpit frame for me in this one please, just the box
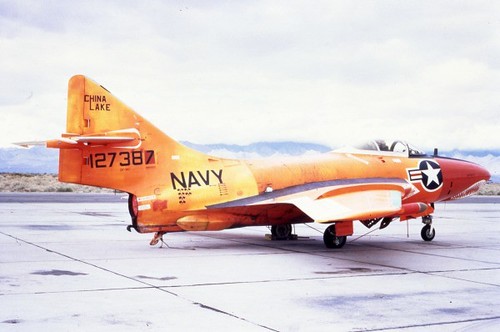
[335,139,427,157]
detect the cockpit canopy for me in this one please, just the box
[352,139,427,157]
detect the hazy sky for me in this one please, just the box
[1,1,499,151]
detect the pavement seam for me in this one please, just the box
[357,315,500,331]
[196,232,500,288]
[0,230,278,331]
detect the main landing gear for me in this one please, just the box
[420,215,435,241]
[269,224,298,240]
[323,224,347,249]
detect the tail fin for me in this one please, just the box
[54,75,207,193]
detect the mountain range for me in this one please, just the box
[1,142,498,182]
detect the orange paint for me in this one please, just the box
[19,75,491,248]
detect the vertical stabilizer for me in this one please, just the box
[56,75,208,193]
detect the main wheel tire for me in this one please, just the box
[323,225,347,249]
[421,224,436,241]
[271,224,292,240]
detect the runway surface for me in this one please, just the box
[1,193,499,331]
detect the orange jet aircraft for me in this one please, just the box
[18,75,491,248]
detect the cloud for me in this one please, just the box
[1,1,499,151]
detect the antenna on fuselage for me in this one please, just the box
[433,148,438,156]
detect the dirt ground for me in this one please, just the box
[0,173,113,193]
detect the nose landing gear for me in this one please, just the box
[420,215,435,241]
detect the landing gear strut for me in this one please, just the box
[420,215,435,241]
[323,224,347,249]
[150,232,166,246]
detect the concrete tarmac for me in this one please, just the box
[1,193,499,331]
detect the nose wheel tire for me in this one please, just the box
[421,224,435,241]
[323,225,347,249]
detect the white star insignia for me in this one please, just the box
[421,161,441,186]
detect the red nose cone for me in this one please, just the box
[478,165,491,182]
[437,157,490,201]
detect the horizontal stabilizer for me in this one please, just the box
[72,136,136,144]
[15,128,142,150]
[13,141,51,148]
